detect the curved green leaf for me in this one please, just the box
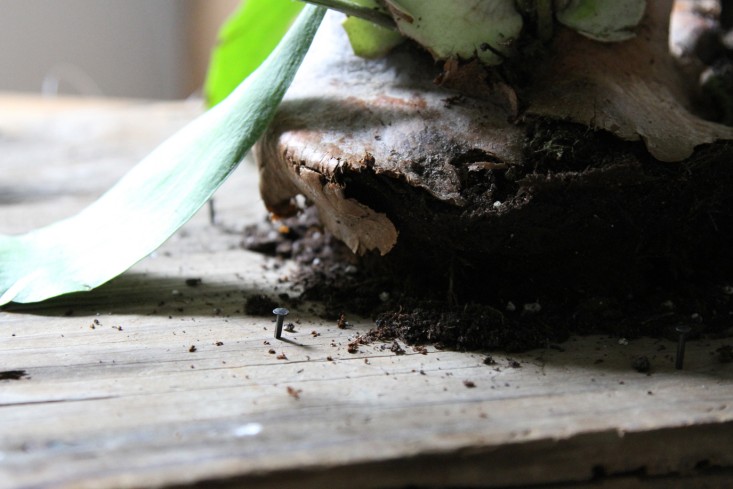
[0,4,326,306]
[204,0,305,107]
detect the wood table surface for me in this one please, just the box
[0,94,732,489]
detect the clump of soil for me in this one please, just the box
[244,122,733,352]
[244,294,279,316]
[0,370,28,381]
[632,356,652,374]
[718,344,733,363]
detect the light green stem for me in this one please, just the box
[301,0,396,29]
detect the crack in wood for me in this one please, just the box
[0,395,117,408]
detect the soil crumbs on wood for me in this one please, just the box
[242,206,682,353]
[245,294,279,316]
[0,370,29,381]
[243,125,733,353]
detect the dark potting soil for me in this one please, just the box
[243,120,733,352]
[244,294,280,316]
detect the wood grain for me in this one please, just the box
[0,94,731,489]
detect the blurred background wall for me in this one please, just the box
[0,0,239,100]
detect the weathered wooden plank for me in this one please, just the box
[0,94,731,489]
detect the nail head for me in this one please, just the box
[675,325,692,335]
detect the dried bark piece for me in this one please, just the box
[256,12,524,255]
[525,0,733,162]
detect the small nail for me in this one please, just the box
[675,325,692,370]
[273,307,289,339]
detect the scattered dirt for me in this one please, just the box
[390,341,406,355]
[347,340,360,354]
[717,344,733,363]
[0,370,28,380]
[244,294,279,316]
[632,356,652,373]
[506,359,522,369]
